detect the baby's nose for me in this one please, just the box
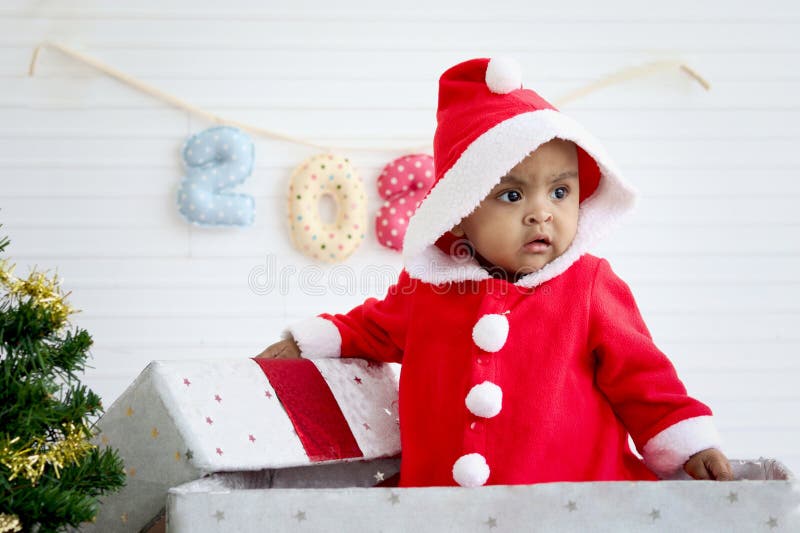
[525,211,553,224]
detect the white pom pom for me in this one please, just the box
[452,453,490,487]
[465,381,503,418]
[472,313,509,352]
[485,57,522,94]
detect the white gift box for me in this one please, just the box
[83,358,401,533]
[167,459,798,533]
[84,358,799,533]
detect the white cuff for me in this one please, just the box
[642,415,723,478]
[282,316,342,359]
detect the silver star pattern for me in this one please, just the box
[294,510,307,522]
[388,493,400,505]
[767,517,778,528]
[214,510,225,522]
[649,509,661,522]
[727,491,738,503]
[374,471,385,482]
[485,516,497,529]
[565,500,577,512]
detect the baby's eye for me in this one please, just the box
[498,190,522,203]
[551,186,569,200]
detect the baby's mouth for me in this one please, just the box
[524,235,551,253]
[526,233,551,245]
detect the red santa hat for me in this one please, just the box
[403,57,638,287]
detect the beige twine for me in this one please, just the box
[29,42,710,154]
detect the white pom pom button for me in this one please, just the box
[485,57,522,94]
[452,453,490,487]
[472,313,509,352]
[465,381,503,418]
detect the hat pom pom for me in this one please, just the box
[485,57,522,94]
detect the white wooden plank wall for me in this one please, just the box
[1,0,798,474]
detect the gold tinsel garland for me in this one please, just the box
[0,423,95,485]
[0,258,76,328]
[1,258,90,484]
[0,513,22,533]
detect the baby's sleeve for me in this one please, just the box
[588,258,722,478]
[280,269,415,364]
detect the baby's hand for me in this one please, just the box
[255,338,301,359]
[684,448,734,481]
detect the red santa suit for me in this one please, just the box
[283,57,722,487]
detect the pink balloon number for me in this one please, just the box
[375,154,435,251]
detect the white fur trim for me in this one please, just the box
[471,313,509,352]
[282,316,341,359]
[452,453,490,487]
[485,57,522,94]
[465,381,503,418]
[405,243,492,285]
[402,108,637,288]
[641,416,723,479]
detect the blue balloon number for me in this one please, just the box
[177,126,255,227]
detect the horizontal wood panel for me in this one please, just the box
[74,341,800,376]
[61,309,800,346]
[2,108,798,140]
[2,193,797,228]
[3,18,800,51]
[3,48,799,83]
[0,255,793,291]
[3,223,796,257]
[71,315,286,345]
[3,0,799,20]
[0,135,794,170]
[3,164,800,198]
[55,281,800,320]
[4,76,800,110]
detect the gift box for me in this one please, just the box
[83,358,401,533]
[86,357,799,533]
[167,459,798,532]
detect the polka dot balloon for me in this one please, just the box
[375,154,435,251]
[287,153,367,263]
[176,126,255,227]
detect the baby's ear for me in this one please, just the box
[450,224,465,237]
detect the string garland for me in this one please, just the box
[28,41,710,154]
[554,60,710,107]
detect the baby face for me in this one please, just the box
[451,138,580,281]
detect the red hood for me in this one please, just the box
[433,144,601,258]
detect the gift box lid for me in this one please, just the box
[85,357,400,532]
[149,358,400,471]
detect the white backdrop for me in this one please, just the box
[1,0,798,474]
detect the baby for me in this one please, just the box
[258,57,732,487]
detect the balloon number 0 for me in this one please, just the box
[177,126,256,227]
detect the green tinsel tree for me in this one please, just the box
[0,228,125,533]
